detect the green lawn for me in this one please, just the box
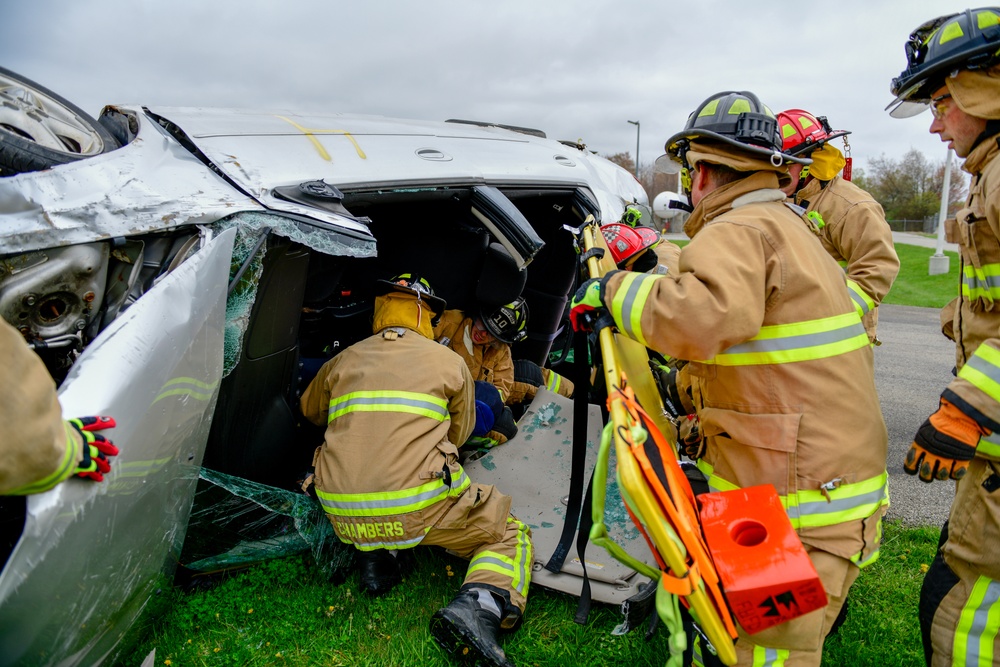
[114,521,937,667]
[113,241,952,667]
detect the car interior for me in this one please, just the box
[200,183,594,491]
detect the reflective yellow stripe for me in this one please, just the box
[10,421,82,495]
[545,371,562,393]
[978,431,1000,459]
[467,518,532,595]
[316,466,470,517]
[608,271,660,348]
[698,312,868,366]
[961,263,1000,303]
[846,278,875,318]
[696,460,888,533]
[958,344,1000,404]
[328,390,449,422]
[752,645,789,666]
[953,576,1000,666]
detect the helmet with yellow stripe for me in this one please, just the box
[777,109,851,157]
[888,7,1000,117]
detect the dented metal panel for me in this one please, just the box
[0,228,235,666]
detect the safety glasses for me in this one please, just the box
[931,93,952,120]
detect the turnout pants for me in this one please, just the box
[421,482,533,628]
[695,548,858,667]
[920,458,1000,666]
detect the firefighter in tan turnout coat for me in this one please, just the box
[777,108,899,345]
[0,317,118,495]
[570,91,889,666]
[888,8,1000,664]
[300,273,531,667]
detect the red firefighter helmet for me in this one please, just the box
[601,223,659,269]
[777,109,851,157]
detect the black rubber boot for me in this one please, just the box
[356,549,401,597]
[429,589,514,667]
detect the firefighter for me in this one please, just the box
[0,317,117,495]
[570,91,889,666]
[434,298,573,445]
[887,8,1000,664]
[300,274,531,667]
[777,108,900,345]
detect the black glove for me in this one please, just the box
[513,359,545,387]
[649,361,685,420]
[492,406,518,440]
[675,414,704,460]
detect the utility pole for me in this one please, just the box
[627,120,640,178]
[929,148,953,276]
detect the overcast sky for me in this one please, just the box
[0,0,971,175]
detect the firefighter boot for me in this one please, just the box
[356,548,401,597]
[429,588,513,667]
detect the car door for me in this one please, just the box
[0,227,235,667]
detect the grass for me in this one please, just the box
[113,521,938,667]
[881,244,959,309]
[113,240,952,667]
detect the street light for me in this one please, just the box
[627,120,640,178]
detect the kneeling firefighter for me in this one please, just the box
[300,273,532,667]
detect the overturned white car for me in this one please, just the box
[0,66,651,666]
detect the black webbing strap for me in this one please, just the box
[573,473,596,624]
[544,327,592,573]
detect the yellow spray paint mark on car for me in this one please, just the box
[274,115,367,161]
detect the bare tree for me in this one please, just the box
[853,149,968,221]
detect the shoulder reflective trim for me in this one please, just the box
[328,390,449,422]
[961,263,1000,304]
[546,371,562,393]
[953,576,1000,666]
[752,645,790,666]
[608,271,662,348]
[958,344,1000,404]
[11,421,81,495]
[698,312,868,366]
[846,279,875,317]
[316,467,470,517]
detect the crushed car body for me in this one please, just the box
[0,80,650,666]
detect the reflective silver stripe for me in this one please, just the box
[354,535,425,550]
[720,321,865,356]
[318,483,449,513]
[793,487,888,520]
[618,273,646,341]
[329,394,448,419]
[848,288,871,316]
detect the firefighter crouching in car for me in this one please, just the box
[570,91,889,666]
[0,318,118,494]
[777,108,900,346]
[434,298,574,450]
[887,8,1000,663]
[299,274,531,667]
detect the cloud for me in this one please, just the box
[0,0,971,172]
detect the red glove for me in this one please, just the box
[905,400,986,482]
[69,416,119,482]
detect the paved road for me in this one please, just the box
[875,304,955,527]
